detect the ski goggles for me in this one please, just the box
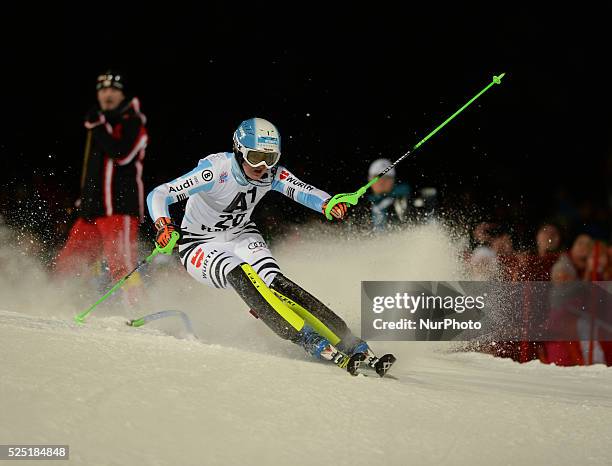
[243,150,280,169]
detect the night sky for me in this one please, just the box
[2,4,610,244]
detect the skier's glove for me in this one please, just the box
[322,198,348,220]
[154,217,180,248]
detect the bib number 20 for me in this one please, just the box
[214,213,246,230]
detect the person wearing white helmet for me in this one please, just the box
[147,118,391,375]
[366,158,411,231]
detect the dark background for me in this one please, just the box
[1,3,610,252]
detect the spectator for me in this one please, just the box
[364,158,411,231]
[468,222,498,279]
[516,224,562,281]
[468,223,517,280]
[55,70,148,289]
[490,228,517,281]
[472,222,497,247]
[544,236,612,366]
[551,233,593,283]
[536,223,561,256]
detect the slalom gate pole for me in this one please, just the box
[73,231,180,324]
[128,310,198,339]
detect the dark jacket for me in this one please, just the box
[79,97,148,220]
[367,183,411,230]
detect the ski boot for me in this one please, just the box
[298,326,366,376]
[338,338,396,378]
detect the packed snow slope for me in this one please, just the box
[1,223,611,466]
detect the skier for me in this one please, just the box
[147,118,394,375]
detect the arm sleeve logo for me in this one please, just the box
[202,170,214,182]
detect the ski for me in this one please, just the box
[331,351,367,376]
[330,351,396,377]
[364,353,397,378]
[358,372,400,380]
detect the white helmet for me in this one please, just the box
[369,158,395,180]
[233,117,281,169]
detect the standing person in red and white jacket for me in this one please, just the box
[56,70,148,284]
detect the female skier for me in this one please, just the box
[147,118,394,375]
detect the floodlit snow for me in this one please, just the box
[1,223,611,465]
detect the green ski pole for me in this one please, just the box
[325,73,505,219]
[73,231,180,324]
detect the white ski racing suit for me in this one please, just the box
[147,152,330,288]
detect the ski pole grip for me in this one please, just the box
[324,180,376,220]
[155,231,180,256]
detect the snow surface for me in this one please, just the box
[1,223,611,465]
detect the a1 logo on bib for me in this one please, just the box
[202,170,214,182]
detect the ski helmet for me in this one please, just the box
[368,158,395,180]
[233,118,281,169]
[96,70,125,91]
